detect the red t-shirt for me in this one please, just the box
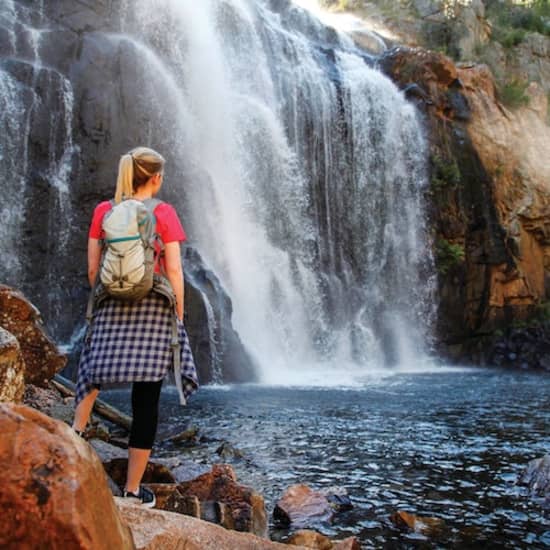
[89,200,186,273]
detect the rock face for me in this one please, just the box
[116,499,301,550]
[0,1,257,384]
[380,47,550,364]
[0,403,134,550]
[0,285,66,386]
[0,326,25,403]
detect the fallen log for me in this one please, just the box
[51,374,132,431]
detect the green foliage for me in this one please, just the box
[431,154,461,189]
[436,239,465,275]
[486,0,550,45]
[499,27,527,47]
[420,19,462,59]
[498,79,530,108]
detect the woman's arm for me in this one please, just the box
[164,241,184,321]
[88,238,102,287]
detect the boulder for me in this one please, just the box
[116,498,304,550]
[0,326,25,403]
[286,529,360,549]
[0,285,66,386]
[518,455,550,500]
[274,485,334,528]
[177,464,268,538]
[0,403,134,549]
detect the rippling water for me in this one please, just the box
[104,368,550,548]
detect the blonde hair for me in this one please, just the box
[114,146,166,203]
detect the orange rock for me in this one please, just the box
[0,403,134,549]
[0,285,66,386]
[0,327,25,403]
[116,499,305,550]
[177,463,268,538]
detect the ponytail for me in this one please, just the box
[115,154,134,204]
[114,147,165,203]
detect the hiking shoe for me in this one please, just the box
[122,486,156,508]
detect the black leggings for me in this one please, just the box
[128,380,163,450]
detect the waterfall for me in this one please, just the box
[0,0,436,384]
[118,0,436,383]
[0,0,78,330]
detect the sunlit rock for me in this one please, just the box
[0,285,66,386]
[116,499,297,550]
[0,403,134,549]
[177,464,268,538]
[0,326,25,403]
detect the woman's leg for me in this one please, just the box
[72,387,100,432]
[125,380,163,493]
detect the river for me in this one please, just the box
[104,367,550,548]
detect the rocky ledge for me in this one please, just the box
[380,47,550,368]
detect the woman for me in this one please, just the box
[73,147,199,507]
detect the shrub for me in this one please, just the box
[436,239,465,275]
[499,79,530,109]
[431,154,461,189]
[501,27,527,47]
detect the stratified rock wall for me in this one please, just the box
[380,47,549,364]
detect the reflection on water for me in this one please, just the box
[104,368,550,548]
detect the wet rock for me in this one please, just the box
[518,455,550,500]
[177,464,268,538]
[0,403,134,549]
[104,458,177,486]
[274,484,334,528]
[0,285,66,386]
[116,498,298,550]
[286,530,361,549]
[391,510,445,537]
[161,424,200,445]
[320,486,353,513]
[216,440,246,460]
[0,326,25,403]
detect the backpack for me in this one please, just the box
[85,197,186,403]
[99,198,159,301]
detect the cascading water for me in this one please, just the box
[118,0,436,383]
[0,0,436,384]
[0,0,78,330]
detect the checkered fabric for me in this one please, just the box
[75,292,199,405]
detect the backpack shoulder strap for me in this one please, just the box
[142,198,164,213]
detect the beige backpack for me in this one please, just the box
[99,198,159,301]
